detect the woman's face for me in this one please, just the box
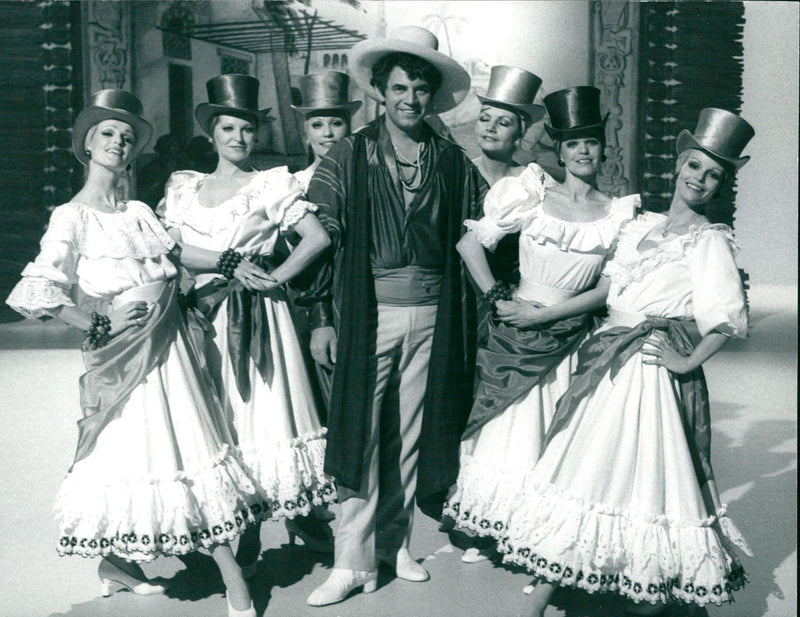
[211,114,256,164]
[675,149,726,205]
[305,114,349,160]
[475,105,522,158]
[85,119,137,170]
[559,137,603,177]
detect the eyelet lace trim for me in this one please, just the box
[497,480,749,607]
[606,213,738,290]
[6,276,74,319]
[236,428,337,520]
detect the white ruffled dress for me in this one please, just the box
[499,212,750,606]
[159,169,335,519]
[6,201,262,561]
[443,163,638,538]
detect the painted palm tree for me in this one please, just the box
[421,3,467,57]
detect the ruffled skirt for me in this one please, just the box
[443,351,576,539]
[498,350,748,606]
[56,323,263,562]
[209,294,336,518]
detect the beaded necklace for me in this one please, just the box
[393,140,433,193]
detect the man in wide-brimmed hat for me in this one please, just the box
[297,26,486,606]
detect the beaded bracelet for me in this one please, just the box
[84,311,112,350]
[217,248,244,280]
[480,280,514,309]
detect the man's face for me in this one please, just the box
[382,66,433,132]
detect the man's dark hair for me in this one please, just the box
[370,52,442,96]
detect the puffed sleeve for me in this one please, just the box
[156,170,201,232]
[688,228,747,338]
[5,205,80,319]
[254,168,318,233]
[463,163,548,251]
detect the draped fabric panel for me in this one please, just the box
[638,2,745,227]
[0,1,82,322]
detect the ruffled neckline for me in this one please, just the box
[606,212,737,289]
[61,200,175,260]
[163,168,290,236]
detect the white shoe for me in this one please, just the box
[98,559,167,597]
[393,548,429,582]
[227,597,256,617]
[306,568,378,606]
[461,547,491,563]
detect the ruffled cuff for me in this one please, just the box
[6,276,74,319]
[464,218,506,252]
[280,199,318,233]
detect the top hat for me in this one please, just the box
[543,86,606,141]
[195,74,271,135]
[476,65,545,124]
[349,26,471,113]
[676,108,754,170]
[72,89,153,166]
[291,71,362,118]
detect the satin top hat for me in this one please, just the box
[543,86,606,141]
[291,71,362,118]
[676,108,754,170]
[195,74,271,135]
[349,25,470,113]
[72,89,153,166]
[476,65,545,124]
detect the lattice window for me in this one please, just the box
[220,55,250,75]
[161,4,193,60]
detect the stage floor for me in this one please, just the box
[0,285,795,617]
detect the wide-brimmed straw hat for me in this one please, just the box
[291,71,362,118]
[349,25,470,113]
[543,86,606,141]
[195,74,271,135]
[676,107,754,170]
[72,89,153,166]
[476,65,545,124]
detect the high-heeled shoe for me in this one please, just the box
[285,516,334,553]
[306,568,378,606]
[227,597,256,617]
[98,559,167,597]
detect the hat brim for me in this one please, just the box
[72,107,153,166]
[291,100,363,119]
[475,94,546,124]
[544,119,607,142]
[349,38,470,113]
[195,104,272,136]
[676,130,749,170]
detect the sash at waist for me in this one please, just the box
[606,308,647,328]
[373,266,442,306]
[516,280,579,306]
[112,280,169,311]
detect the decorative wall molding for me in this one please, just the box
[82,1,131,94]
[591,1,640,197]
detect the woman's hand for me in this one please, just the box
[641,331,695,374]
[108,301,149,337]
[233,259,278,291]
[495,299,550,329]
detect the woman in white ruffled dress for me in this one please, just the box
[443,87,638,562]
[506,108,754,616]
[6,90,261,617]
[158,75,336,575]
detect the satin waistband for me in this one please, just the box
[516,280,579,306]
[373,266,442,306]
[111,280,169,311]
[606,308,647,328]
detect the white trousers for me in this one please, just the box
[334,304,437,571]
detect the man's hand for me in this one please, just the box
[310,326,337,370]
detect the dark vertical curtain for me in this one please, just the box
[637,2,746,227]
[0,1,82,322]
